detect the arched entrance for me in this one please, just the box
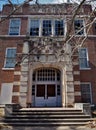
[32,68,61,107]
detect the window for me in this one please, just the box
[79,48,89,69]
[33,68,60,82]
[42,20,52,36]
[37,68,55,81]
[30,20,39,36]
[4,48,16,68]
[32,85,35,95]
[55,20,64,36]
[94,22,96,30]
[57,85,61,95]
[9,19,21,35]
[74,19,85,35]
[81,83,92,103]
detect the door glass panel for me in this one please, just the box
[32,85,35,95]
[37,85,45,97]
[47,85,55,97]
[57,85,60,95]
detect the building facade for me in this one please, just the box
[0,3,96,107]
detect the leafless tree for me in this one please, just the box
[0,0,96,64]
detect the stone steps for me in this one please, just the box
[0,122,91,126]
[3,108,91,126]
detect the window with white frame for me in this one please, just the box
[9,19,21,35]
[81,83,92,103]
[4,48,16,68]
[79,48,89,69]
[29,19,65,37]
[74,19,85,35]
[55,20,64,36]
[42,20,52,36]
[30,20,39,36]
[32,68,60,81]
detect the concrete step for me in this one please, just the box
[4,118,92,122]
[3,108,91,127]
[5,114,90,119]
[12,110,83,115]
[1,122,90,126]
[15,108,82,113]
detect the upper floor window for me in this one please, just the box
[29,19,65,37]
[79,48,89,69]
[4,48,16,68]
[74,19,85,35]
[55,20,64,36]
[30,20,39,36]
[81,83,92,103]
[9,19,21,35]
[42,20,52,36]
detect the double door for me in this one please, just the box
[35,84,56,106]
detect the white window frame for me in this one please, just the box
[54,19,65,36]
[74,19,86,36]
[29,18,66,37]
[30,19,40,36]
[42,19,52,36]
[9,18,21,35]
[4,47,16,68]
[79,48,90,69]
[81,82,92,104]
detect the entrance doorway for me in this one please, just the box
[32,68,61,107]
[36,84,56,106]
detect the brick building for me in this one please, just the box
[0,3,96,108]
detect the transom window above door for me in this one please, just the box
[32,68,60,82]
[30,19,65,36]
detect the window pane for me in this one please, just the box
[81,84,91,103]
[7,49,16,58]
[79,48,89,68]
[42,20,52,36]
[30,20,39,36]
[79,49,87,58]
[74,20,84,35]
[9,19,20,35]
[79,58,88,68]
[55,20,64,36]
[5,48,16,68]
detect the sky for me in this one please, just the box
[0,0,96,11]
[0,0,67,10]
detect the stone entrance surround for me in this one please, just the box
[19,40,75,107]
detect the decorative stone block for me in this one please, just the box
[74,81,80,85]
[75,92,81,96]
[20,86,27,93]
[66,92,74,106]
[14,71,21,75]
[19,96,27,107]
[67,84,74,92]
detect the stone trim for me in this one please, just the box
[12,92,20,96]
[14,71,21,75]
[74,81,80,85]
[73,62,79,65]
[13,82,20,85]
[73,71,80,75]
[75,92,81,96]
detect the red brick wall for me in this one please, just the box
[0,3,96,105]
